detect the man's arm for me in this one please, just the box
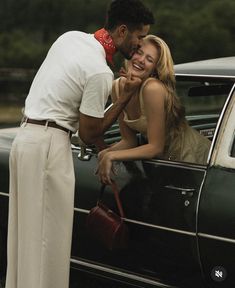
[79,98,130,148]
[79,73,141,149]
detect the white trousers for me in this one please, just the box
[6,124,75,288]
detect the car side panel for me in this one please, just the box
[71,153,205,287]
[198,166,235,287]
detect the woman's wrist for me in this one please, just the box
[106,151,116,161]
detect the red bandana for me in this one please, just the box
[94,28,116,66]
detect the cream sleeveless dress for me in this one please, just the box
[113,78,210,165]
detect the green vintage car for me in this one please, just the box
[0,57,235,288]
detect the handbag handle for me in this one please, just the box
[100,181,125,218]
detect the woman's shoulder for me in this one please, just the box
[141,77,167,99]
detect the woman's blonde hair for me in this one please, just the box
[143,35,186,152]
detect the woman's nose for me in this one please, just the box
[138,55,145,63]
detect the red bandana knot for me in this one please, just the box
[94,28,116,66]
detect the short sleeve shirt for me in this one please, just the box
[24,31,114,132]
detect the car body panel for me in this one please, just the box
[197,86,235,287]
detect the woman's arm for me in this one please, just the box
[97,79,167,184]
[100,111,138,151]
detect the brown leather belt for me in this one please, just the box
[26,118,72,135]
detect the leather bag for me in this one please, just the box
[86,181,129,250]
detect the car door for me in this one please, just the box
[138,158,206,286]
[69,146,206,288]
[198,86,235,288]
[69,78,232,288]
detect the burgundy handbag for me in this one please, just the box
[86,181,129,250]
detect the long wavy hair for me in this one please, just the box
[143,35,186,152]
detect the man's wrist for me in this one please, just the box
[115,96,130,106]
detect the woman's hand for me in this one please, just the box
[97,148,109,161]
[97,152,115,185]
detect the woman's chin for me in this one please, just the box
[130,71,144,79]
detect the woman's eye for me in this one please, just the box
[147,58,154,63]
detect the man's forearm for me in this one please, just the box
[93,137,108,151]
[101,99,127,133]
[91,100,127,151]
[102,74,142,133]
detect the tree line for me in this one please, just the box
[0,0,234,71]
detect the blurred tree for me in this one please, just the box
[0,30,48,68]
[0,0,234,68]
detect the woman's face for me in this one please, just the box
[127,41,159,80]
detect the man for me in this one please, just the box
[5,1,154,288]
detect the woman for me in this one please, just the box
[97,35,210,184]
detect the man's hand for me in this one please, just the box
[118,67,142,103]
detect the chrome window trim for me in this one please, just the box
[212,86,235,168]
[208,84,235,164]
[70,258,176,288]
[175,73,235,79]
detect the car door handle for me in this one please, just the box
[164,185,195,196]
[71,144,91,161]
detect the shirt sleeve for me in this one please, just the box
[79,72,113,118]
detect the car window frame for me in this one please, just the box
[211,84,235,168]
[103,79,235,168]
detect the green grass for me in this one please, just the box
[0,105,23,124]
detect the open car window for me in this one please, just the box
[176,79,231,116]
[98,78,234,166]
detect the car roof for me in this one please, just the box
[174,56,235,78]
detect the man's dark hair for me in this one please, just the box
[105,0,155,32]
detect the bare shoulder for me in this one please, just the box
[142,78,166,97]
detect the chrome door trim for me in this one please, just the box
[198,233,235,244]
[0,192,9,197]
[74,207,89,214]
[75,207,235,243]
[4,197,235,242]
[125,218,196,236]
[74,207,196,237]
[70,258,176,288]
